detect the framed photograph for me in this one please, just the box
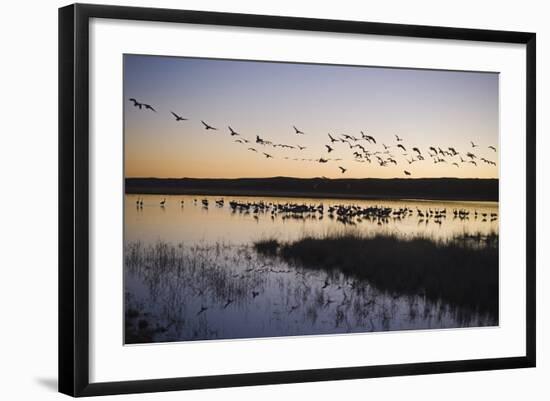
[59,3,536,397]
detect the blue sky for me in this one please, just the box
[124,55,499,179]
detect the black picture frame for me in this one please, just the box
[59,3,536,397]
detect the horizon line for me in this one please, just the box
[125,176,499,180]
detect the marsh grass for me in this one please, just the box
[252,238,279,256]
[254,231,498,318]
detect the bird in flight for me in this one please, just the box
[143,103,156,112]
[339,166,347,174]
[263,152,274,159]
[228,126,239,136]
[404,170,411,176]
[297,145,307,150]
[397,144,407,152]
[328,133,338,143]
[248,147,257,152]
[488,145,497,152]
[170,111,187,121]
[293,126,305,135]
[352,142,365,150]
[318,158,328,163]
[365,135,376,144]
[201,120,217,130]
[129,98,142,109]
[325,145,334,153]
[471,141,478,148]
[395,134,403,142]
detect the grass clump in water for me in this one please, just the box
[254,231,498,319]
[253,238,280,257]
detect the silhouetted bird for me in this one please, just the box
[339,166,347,174]
[201,120,217,130]
[471,141,478,148]
[365,135,376,144]
[293,125,305,135]
[143,103,156,112]
[263,152,274,158]
[328,133,338,143]
[170,111,187,121]
[228,126,239,136]
[342,134,354,141]
[325,145,334,153]
[395,134,403,141]
[488,145,497,152]
[196,306,208,316]
[397,144,406,152]
[129,98,142,109]
[404,170,411,176]
[297,145,307,150]
[223,299,234,309]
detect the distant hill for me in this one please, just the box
[125,177,498,202]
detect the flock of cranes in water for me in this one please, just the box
[134,196,498,226]
[128,98,498,177]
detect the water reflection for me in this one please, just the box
[124,194,498,343]
[125,194,498,244]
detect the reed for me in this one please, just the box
[254,231,498,317]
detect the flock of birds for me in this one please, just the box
[128,98,498,177]
[134,196,498,226]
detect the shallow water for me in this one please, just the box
[124,194,498,343]
[125,194,498,244]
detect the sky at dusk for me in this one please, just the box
[124,54,499,179]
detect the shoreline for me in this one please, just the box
[125,177,499,202]
[125,187,498,203]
